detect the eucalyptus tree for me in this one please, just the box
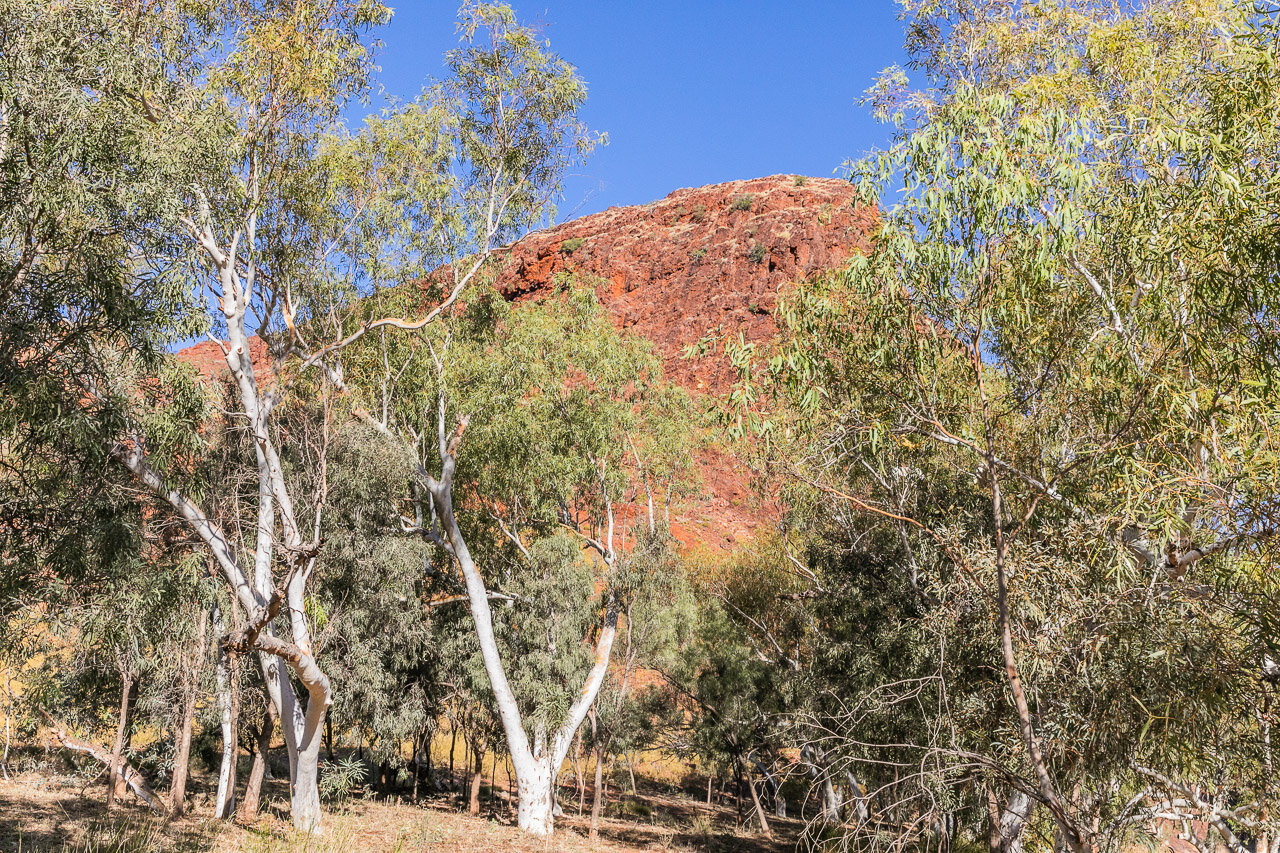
[714,1,1280,850]
[0,0,213,619]
[583,527,692,833]
[336,282,692,835]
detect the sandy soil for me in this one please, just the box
[0,770,802,852]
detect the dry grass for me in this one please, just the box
[0,771,800,853]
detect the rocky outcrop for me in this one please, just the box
[478,174,874,548]
[489,174,874,391]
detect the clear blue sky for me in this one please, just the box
[369,2,909,220]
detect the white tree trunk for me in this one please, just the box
[290,672,327,832]
[998,790,1032,853]
[517,755,556,836]
[250,633,329,833]
[823,777,841,822]
[213,606,237,819]
[433,459,619,838]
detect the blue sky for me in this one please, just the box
[368,2,910,219]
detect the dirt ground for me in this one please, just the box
[0,768,804,853]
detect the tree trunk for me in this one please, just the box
[506,756,514,816]
[823,777,841,822]
[425,731,435,792]
[988,790,1032,853]
[170,608,208,816]
[44,713,165,813]
[984,435,1089,853]
[448,723,457,791]
[590,742,604,841]
[250,629,328,833]
[733,757,743,824]
[214,608,238,819]
[516,754,555,836]
[742,758,773,839]
[846,769,870,825]
[469,743,485,815]
[167,674,197,817]
[707,771,714,806]
[573,731,585,815]
[437,481,618,838]
[412,736,421,803]
[240,689,276,821]
[290,691,325,831]
[106,663,137,808]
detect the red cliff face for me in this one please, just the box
[492,174,874,392]
[487,175,874,550]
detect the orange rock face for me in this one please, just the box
[485,174,874,550]
[491,174,874,392]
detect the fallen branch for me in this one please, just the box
[41,711,167,814]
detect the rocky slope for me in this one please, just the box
[491,174,874,392]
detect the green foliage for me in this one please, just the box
[729,195,754,212]
[316,422,442,765]
[689,248,708,263]
[560,237,585,254]
[319,756,368,803]
[701,1,1280,848]
[747,244,767,265]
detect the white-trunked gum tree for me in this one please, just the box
[335,282,692,836]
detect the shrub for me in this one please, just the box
[319,756,367,802]
[690,248,708,263]
[690,204,708,222]
[560,237,585,254]
[748,244,767,264]
[793,175,808,186]
[730,195,754,212]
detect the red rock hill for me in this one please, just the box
[492,174,874,391]
[484,174,874,549]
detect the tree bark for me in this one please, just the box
[106,661,137,808]
[742,758,773,839]
[977,352,1089,853]
[590,738,604,841]
[239,690,275,821]
[469,742,485,816]
[998,790,1032,853]
[169,607,208,815]
[45,713,165,813]
[213,606,238,819]
[574,732,586,815]
[116,444,331,834]
[448,721,457,791]
[432,462,620,837]
[516,754,556,836]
